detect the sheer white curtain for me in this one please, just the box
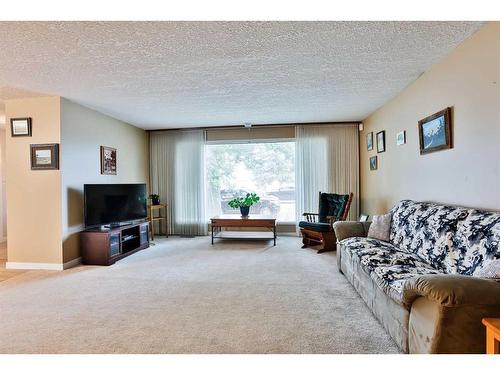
[150,130,207,236]
[295,124,359,225]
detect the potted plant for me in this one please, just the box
[149,194,160,205]
[228,193,260,217]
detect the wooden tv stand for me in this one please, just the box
[81,221,150,266]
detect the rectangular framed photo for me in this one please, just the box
[10,117,32,137]
[396,130,406,146]
[369,155,378,171]
[30,143,59,170]
[358,213,369,222]
[418,107,452,155]
[376,130,385,153]
[366,132,373,151]
[100,146,117,175]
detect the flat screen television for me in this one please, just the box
[84,183,147,228]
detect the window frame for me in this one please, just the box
[203,138,297,224]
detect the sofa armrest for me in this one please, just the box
[405,274,500,353]
[403,274,500,307]
[333,221,371,242]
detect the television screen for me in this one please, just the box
[84,184,147,228]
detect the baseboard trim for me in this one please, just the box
[6,262,64,270]
[63,257,82,270]
[6,257,82,271]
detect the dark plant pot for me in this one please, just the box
[152,197,160,205]
[240,206,250,217]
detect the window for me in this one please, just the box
[205,141,295,222]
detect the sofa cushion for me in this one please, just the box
[298,221,331,232]
[453,209,500,275]
[340,237,444,303]
[389,200,468,273]
[367,213,392,241]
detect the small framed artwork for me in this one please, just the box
[30,143,59,170]
[366,132,373,151]
[10,117,32,137]
[376,131,386,153]
[359,214,369,222]
[418,107,452,155]
[396,130,406,146]
[100,146,117,175]
[369,155,378,171]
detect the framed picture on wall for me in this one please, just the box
[418,107,452,155]
[366,132,373,151]
[376,131,386,153]
[10,117,32,137]
[30,143,59,170]
[396,130,406,146]
[359,213,370,222]
[369,155,378,171]
[100,146,117,175]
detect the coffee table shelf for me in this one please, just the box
[210,215,277,246]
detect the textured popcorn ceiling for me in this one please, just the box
[0,22,482,129]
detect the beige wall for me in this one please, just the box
[61,98,149,262]
[5,97,63,264]
[4,97,148,266]
[360,22,500,215]
[0,128,6,242]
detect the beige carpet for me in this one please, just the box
[0,242,27,282]
[0,236,400,354]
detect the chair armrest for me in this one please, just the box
[302,213,319,222]
[332,221,371,242]
[403,274,500,307]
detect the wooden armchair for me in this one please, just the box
[299,192,353,254]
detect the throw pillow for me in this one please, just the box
[474,259,500,279]
[367,213,392,242]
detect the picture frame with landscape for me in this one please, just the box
[369,155,377,171]
[366,132,373,151]
[418,107,452,155]
[30,143,59,170]
[396,130,406,146]
[376,131,385,153]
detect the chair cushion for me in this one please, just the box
[318,193,349,222]
[299,221,332,232]
[340,237,444,302]
[453,209,500,276]
[389,200,468,273]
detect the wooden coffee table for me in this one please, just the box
[210,215,277,246]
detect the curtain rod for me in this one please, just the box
[146,121,361,132]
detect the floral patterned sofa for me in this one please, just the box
[333,200,500,353]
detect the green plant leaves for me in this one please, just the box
[227,192,260,208]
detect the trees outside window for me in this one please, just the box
[205,142,295,222]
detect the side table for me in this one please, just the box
[148,204,168,241]
[482,318,500,354]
